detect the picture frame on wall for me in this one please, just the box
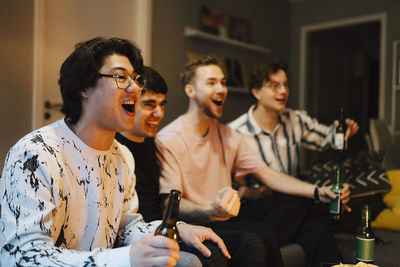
[395,40,400,87]
[228,15,253,43]
[392,40,400,133]
[200,6,226,37]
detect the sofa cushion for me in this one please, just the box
[280,243,306,267]
[307,152,391,198]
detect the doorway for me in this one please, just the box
[307,21,380,151]
[32,0,153,130]
[299,13,386,168]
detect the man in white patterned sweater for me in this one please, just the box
[0,37,229,267]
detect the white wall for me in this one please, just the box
[33,0,152,129]
[0,0,152,172]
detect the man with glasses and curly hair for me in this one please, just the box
[0,37,229,266]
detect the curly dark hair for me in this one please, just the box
[142,66,168,95]
[180,56,219,89]
[58,37,143,124]
[248,61,289,98]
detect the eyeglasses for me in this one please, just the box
[99,72,147,91]
[265,81,289,92]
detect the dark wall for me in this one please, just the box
[289,0,400,168]
[152,0,291,126]
[289,0,400,120]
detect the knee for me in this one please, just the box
[235,232,267,266]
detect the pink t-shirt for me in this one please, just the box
[156,116,266,205]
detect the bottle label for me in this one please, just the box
[356,237,374,262]
[334,133,344,150]
[329,193,341,214]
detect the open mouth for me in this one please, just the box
[122,100,135,113]
[147,121,159,126]
[213,100,223,107]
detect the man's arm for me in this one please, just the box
[334,118,359,141]
[171,187,240,223]
[0,145,134,266]
[297,110,359,150]
[254,165,316,198]
[296,110,337,151]
[254,165,351,210]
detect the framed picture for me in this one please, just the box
[393,40,400,132]
[395,40,400,87]
[228,16,253,43]
[200,6,225,36]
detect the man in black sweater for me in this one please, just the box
[116,66,274,266]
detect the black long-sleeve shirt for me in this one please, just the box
[115,133,164,222]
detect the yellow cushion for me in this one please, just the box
[372,170,400,230]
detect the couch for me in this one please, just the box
[281,169,400,267]
[280,220,400,267]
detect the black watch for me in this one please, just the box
[314,186,320,201]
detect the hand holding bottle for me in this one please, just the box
[155,190,181,241]
[333,118,359,142]
[317,184,351,212]
[130,234,180,267]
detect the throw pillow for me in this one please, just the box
[372,169,400,231]
[307,152,391,198]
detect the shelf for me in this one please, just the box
[228,87,249,94]
[184,26,271,54]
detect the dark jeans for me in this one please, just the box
[234,194,342,267]
[309,194,386,234]
[181,230,267,267]
[201,221,283,267]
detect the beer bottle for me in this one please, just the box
[155,189,181,241]
[356,205,375,263]
[334,107,346,151]
[329,166,343,220]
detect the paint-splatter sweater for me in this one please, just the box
[0,119,159,266]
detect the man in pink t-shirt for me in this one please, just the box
[156,56,351,267]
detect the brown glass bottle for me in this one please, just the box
[154,189,181,241]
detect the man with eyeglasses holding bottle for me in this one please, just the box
[228,61,359,266]
[229,61,359,192]
[0,37,229,267]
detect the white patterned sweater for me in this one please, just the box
[0,119,160,266]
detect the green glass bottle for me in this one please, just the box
[329,167,343,220]
[155,189,181,241]
[356,205,375,263]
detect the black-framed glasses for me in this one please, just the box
[99,72,147,91]
[265,81,289,92]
